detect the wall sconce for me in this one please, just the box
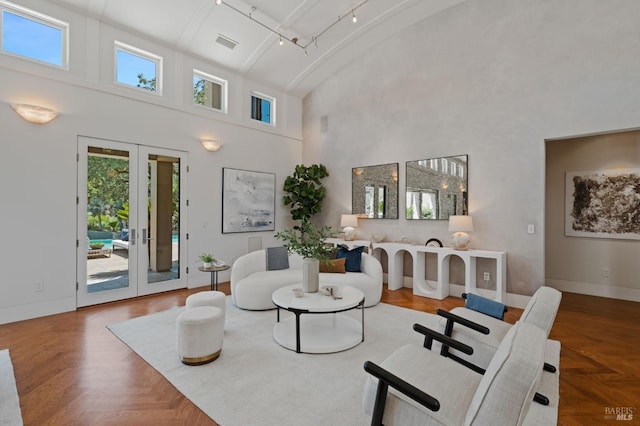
[353,167,364,176]
[11,103,58,124]
[200,138,223,152]
[448,215,473,250]
[391,170,398,182]
[340,214,359,241]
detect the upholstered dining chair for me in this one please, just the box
[363,321,546,426]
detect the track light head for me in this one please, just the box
[352,11,357,23]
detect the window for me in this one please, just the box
[441,158,449,174]
[1,2,68,68]
[251,92,275,125]
[115,41,162,94]
[193,70,227,113]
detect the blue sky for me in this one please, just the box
[2,10,62,65]
[3,9,156,88]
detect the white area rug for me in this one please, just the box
[0,349,23,426]
[107,299,559,425]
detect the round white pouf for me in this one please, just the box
[186,291,226,316]
[176,306,224,366]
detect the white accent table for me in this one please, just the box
[371,243,507,303]
[271,284,365,354]
[325,238,372,250]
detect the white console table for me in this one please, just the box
[325,238,372,250]
[325,239,506,303]
[372,243,506,302]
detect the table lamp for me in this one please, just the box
[448,215,473,250]
[340,214,359,241]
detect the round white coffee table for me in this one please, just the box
[271,284,365,354]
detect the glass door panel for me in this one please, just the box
[77,138,187,306]
[77,137,138,307]
[137,147,187,295]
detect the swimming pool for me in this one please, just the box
[89,234,179,249]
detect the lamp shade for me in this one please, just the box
[200,138,223,152]
[340,214,358,227]
[448,215,473,232]
[12,103,58,124]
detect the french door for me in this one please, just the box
[76,136,188,307]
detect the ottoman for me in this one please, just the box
[186,291,226,316]
[176,306,224,365]
[186,291,226,327]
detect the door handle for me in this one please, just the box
[142,229,152,244]
[130,228,136,245]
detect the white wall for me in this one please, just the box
[546,131,640,301]
[0,1,302,323]
[302,0,640,297]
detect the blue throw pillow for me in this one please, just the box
[121,229,129,242]
[336,245,364,272]
[465,293,506,320]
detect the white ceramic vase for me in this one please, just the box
[203,261,213,269]
[302,258,320,293]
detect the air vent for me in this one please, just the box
[216,34,238,50]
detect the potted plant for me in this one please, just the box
[198,253,218,269]
[275,220,336,293]
[278,163,333,293]
[282,164,329,222]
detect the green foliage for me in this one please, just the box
[137,73,156,92]
[87,213,119,232]
[87,155,128,231]
[274,221,336,261]
[117,202,129,222]
[194,78,206,105]
[198,253,217,263]
[282,164,329,222]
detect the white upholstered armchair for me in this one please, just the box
[363,321,547,425]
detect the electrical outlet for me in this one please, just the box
[602,267,610,277]
[35,281,44,292]
[483,272,490,281]
[528,224,535,234]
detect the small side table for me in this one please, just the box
[198,264,230,291]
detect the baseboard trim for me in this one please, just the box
[546,279,640,302]
[0,297,76,325]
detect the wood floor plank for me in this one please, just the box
[0,284,638,425]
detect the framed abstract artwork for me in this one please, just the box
[222,168,275,233]
[565,168,640,240]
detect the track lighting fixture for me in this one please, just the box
[215,0,368,55]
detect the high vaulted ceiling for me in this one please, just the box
[48,0,465,97]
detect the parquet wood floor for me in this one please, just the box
[0,284,638,425]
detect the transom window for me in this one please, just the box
[1,1,68,68]
[250,92,275,126]
[193,70,227,113]
[115,41,162,94]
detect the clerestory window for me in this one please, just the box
[250,92,275,126]
[1,1,68,68]
[193,70,227,113]
[115,41,162,95]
